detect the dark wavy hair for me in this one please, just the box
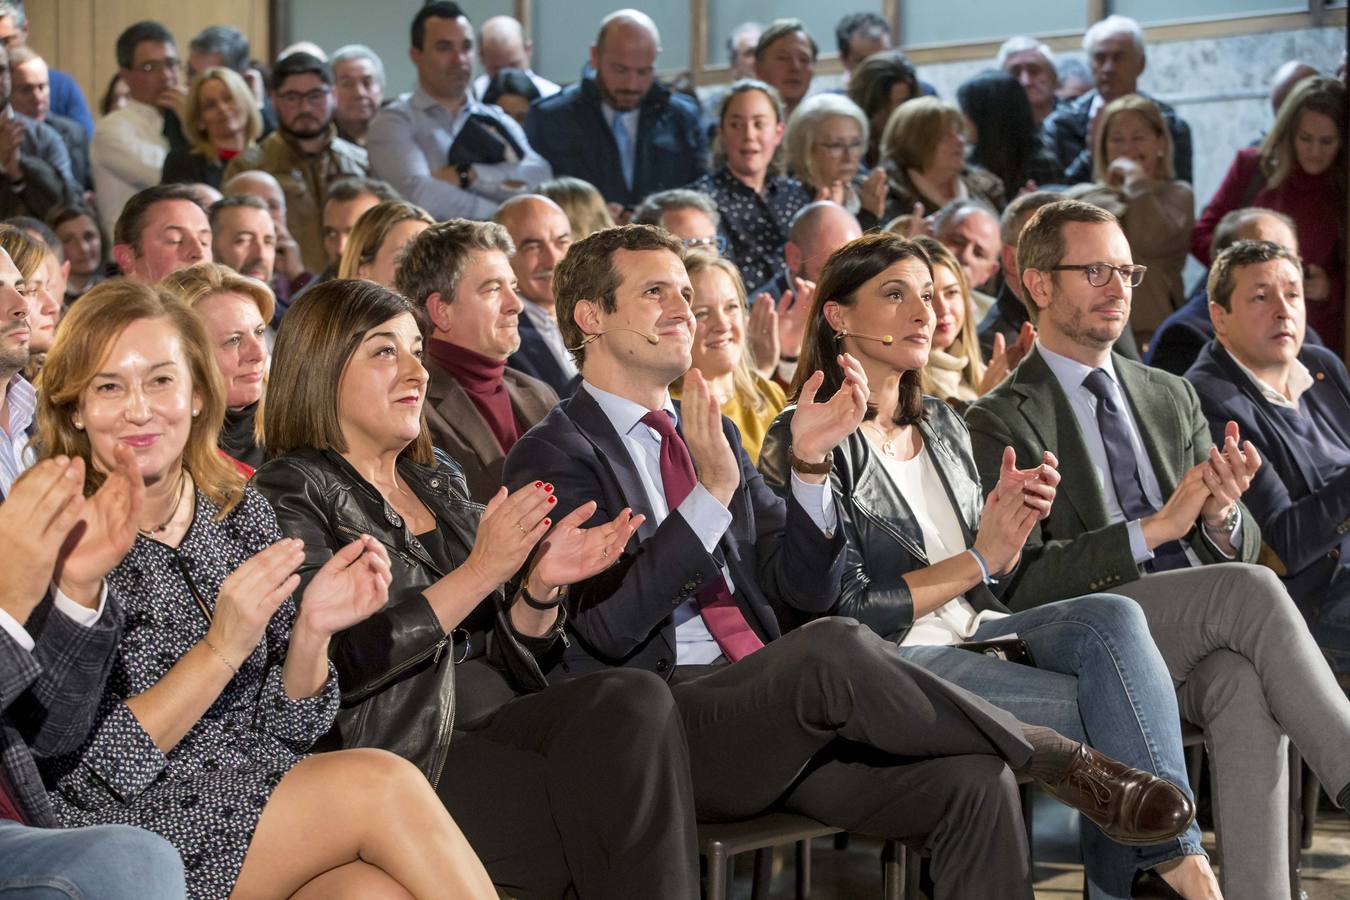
[790,232,932,426]
[957,69,1044,201]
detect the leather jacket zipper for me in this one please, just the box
[347,635,448,702]
[855,498,929,563]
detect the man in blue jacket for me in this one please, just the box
[1187,238,1350,683]
[525,10,707,214]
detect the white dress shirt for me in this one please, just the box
[519,301,579,379]
[583,382,834,664]
[90,99,169,235]
[0,584,108,653]
[367,85,551,221]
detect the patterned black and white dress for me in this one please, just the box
[40,486,339,900]
[687,167,810,293]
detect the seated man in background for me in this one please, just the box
[525,9,705,214]
[221,169,315,314]
[998,36,1060,127]
[472,15,559,101]
[394,219,557,502]
[753,19,817,118]
[932,198,1003,317]
[311,176,399,286]
[1148,207,1306,377]
[1187,239,1350,684]
[7,47,89,193]
[209,195,275,286]
[631,188,724,256]
[494,194,581,396]
[110,184,211,282]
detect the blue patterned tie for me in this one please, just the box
[611,112,634,189]
[1082,369,1189,572]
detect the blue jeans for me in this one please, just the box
[898,593,1203,900]
[0,820,185,899]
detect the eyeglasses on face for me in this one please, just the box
[682,235,728,255]
[816,139,864,158]
[1052,262,1147,288]
[134,58,181,75]
[276,87,332,106]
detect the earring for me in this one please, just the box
[73,419,83,430]
[192,409,200,418]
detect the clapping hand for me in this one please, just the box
[527,502,646,594]
[860,167,888,218]
[992,446,1060,521]
[973,477,1040,576]
[789,353,869,475]
[54,443,146,607]
[747,292,781,379]
[463,482,556,587]
[682,369,741,506]
[1200,421,1261,528]
[296,535,393,638]
[777,277,816,364]
[208,538,306,668]
[0,456,89,623]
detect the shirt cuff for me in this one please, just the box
[1127,519,1154,565]
[776,359,797,384]
[52,582,107,627]
[677,484,734,554]
[791,471,837,536]
[0,606,34,652]
[1203,508,1242,560]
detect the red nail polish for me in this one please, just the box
[543,518,551,527]
[534,481,543,488]
[545,483,554,493]
[548,496,557,504]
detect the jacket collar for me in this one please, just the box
[426,360,504,466]
[578,75,670,114]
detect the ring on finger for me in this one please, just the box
[516,522,529,536]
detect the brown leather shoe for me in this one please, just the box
[1036,744,1196,846]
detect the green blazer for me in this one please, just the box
[963,346,1261,608]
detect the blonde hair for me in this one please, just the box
[913,236,986,398]
[784,93,869,190]
[160,261,276,445]
[1260,75,1347,191]
[676,253,771,416]
[0,224,46,279]
[538,176,616,242]
[184,67,263,160]
[337,200,435,281]
[1091,94,1175,183]
[881,96,964,173]
[37,279,245,516]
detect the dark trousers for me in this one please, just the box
[437,667,699,900]
[671,617,1036,900]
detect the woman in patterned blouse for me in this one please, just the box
[688,79,811,294]
[36,279,494,899]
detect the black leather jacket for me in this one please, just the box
[760,398,1015,643]
[250,448,559,788]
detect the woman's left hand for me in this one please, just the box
[527,502,646,594]
[747,292,781,379]
[296,535,392,638]
[992,447,1060,521]
[861,167,888,218]
[54,443,145,603]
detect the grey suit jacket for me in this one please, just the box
[0,593,121,826]
[423,359,558,504]
[964,347,1261,607]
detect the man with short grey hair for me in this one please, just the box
[631,188,722,255]
[471,16,559,102]
[0,44,77,218]
[997,36,1059,126]
[331,44,385,146]
[1042,14,1192,184]
[394,218,558,502]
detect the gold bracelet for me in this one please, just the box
[202,637,238,676]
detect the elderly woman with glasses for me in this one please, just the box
[784,93,888,228]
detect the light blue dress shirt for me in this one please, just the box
[583,382,834,664]
[367,86,552,221]
[0,374,35,498]
[1037,343,1239,565]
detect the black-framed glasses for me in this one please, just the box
[683,235,728,255]
[135,57,181,75]
[1052,262,1147,288]
[276,87,332,106]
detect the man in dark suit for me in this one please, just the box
[8,48,89,191]
[1186,239,1350,681]
[1041,15,1192,185]
[503,224,1197,897]
[1148,207,1304,376]
[0,453,185,897]
[394,219,557,503]
[525,11,707,213]
[494,195,581,396]
[966,199,1350,897]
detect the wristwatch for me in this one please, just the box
[455,163,473,189]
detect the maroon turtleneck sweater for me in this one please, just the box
[428,339,521,452]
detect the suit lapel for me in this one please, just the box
[427,367,504,470]
[564,386,660,541]
[1114,357,1182,493]
[1013,349,1112,528]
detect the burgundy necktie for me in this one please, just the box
[640,410,766,662]
[0,769,27,824]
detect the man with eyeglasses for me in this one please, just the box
[966,198,1350,898]
[493,194,581,397]
[90,21,190,235]
[0,44,77,220]
[225,52,369,274]
[631,188,724,257]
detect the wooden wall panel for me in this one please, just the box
[25,0,270,119]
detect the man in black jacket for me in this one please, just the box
[525,10,707,213]
[504,224,1195,898]
[0,455,185,897]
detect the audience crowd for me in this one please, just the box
[1,1,1347,898]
